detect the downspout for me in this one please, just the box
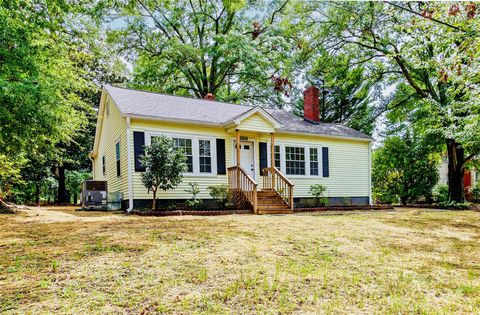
[89,154,95,179]
[126,117,134,212]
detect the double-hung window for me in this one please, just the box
[172,138,193,173]
[199,140,212,173]
[310,148,319,176]
[274,145,281,169]
[285,146,305,175]
[116,142,121,177]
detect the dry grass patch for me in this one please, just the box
[1,208,480,313]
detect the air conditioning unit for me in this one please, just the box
[81,181,108,210]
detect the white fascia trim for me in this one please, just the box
[225,107,283,129]
[124,114,223,128]
[92,88,107,155]
[276,130,373,143]
[126,117,134,212]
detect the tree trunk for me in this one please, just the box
[35,184,40,206]
[447,139,465,203]
[73,192,78,205]
[57,166,68,204]
[152,189,157,210]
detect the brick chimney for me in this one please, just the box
[303,86,320,123]
[204,93,215,101]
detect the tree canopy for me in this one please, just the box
[110,0,294,105]
[290,1,480,201]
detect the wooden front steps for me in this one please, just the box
[256,190,293,215]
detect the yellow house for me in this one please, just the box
[91,85,372,214]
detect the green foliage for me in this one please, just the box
[65,171,91,204]
[0,155,23,199]
[185,182,202,210]
[0,0,127,204]
[292,1,480,202]
[342,197,351,207]
[471,183,480,203]
[112,0,294,106]
[140,136,187,209]
[299,50,377,135]
[208,185,230,208]
[433,185,450,204]
[309,184,328,206]
[373,131,440,205]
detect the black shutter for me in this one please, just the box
[216,138,226,175]
[259,142,268,173]
[133,131,146,172]
[322,147,329,177]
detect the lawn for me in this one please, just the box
[1,207,480,314]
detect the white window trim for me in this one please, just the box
[115,138,121,178]
[269,141,323,178]
[145,131,218,177]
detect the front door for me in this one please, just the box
[236,141,255,178]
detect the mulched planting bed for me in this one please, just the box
[295,204,393,212]
[395,204,479,210]
[131,209,252,216]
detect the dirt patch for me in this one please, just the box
[12,207,130,224]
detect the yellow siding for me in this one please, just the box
[129,119,231,199]
[271,133,371,198]
[93,95,129,198]
[236,113,275,133]
[127,117,370,201]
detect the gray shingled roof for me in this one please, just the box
[105,85,371,141]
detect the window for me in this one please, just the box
[285,146,305,175]
[147,133,217,175]
[116,142,121,177]
[274,145,281,169]
[310,148,319,176]
[199,140,212,173]
[172,138,193,173]
[102,155,106,175]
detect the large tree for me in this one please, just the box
[0,0,128,204]
[110,0,294,105]
[0,0,85,160]
[296,1,480,202]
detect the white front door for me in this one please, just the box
[236,141,255,178]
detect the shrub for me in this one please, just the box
[207,185,231,208]
[433,184,449,204]
[471,183,480,203]
[309,184,328,206]
[342,197,351,206]
[185,182,202,210]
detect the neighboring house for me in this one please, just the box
[91,85,372,214]
[438,155,478,191]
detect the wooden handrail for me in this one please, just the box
[227,166,258,213]
[261,167,294,210]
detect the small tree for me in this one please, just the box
[140,136,187,210]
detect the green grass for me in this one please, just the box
[1,207,480,313]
